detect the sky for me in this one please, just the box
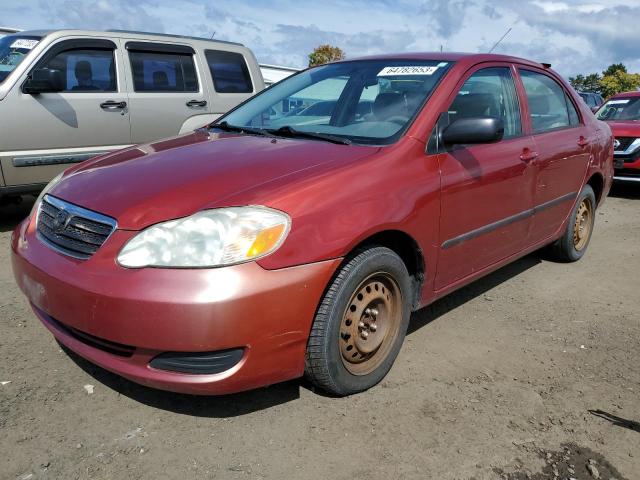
[2,0,639,78]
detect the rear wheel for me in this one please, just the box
[549,185,596,262]
[305,247,411,396]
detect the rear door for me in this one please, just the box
[1,37,131,186]
[123,41,210,143]
[435,64,536,290]
[517,68,591,243]
[203,49,257,118]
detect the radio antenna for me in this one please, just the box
[488,27,512,53]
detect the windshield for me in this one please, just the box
[596,97,640,121]
[219,59,453,145]
[0,35,40,84]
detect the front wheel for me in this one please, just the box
[305,247,412,396]
[549,184,596,262]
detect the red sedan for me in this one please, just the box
[595,91,640,183]
[12,53,613,396]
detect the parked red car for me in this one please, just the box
[12,53,613,396]
[595,91,640,182]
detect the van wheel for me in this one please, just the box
[305,247,411,396]
[549,185,596,262]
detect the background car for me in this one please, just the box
[579,91,604,112]
[595,91,640,183]
[0,29,264,200]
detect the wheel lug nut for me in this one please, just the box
[371,308,379,317]
[369,323,377,332]
[364,308,372,316]
[361,331,369,339]
[358,320,366,329]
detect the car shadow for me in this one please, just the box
[59,252,543,416]
[408,253,542,334]
[609,182,640,200]
[0,195,35,233]
[62,344,302,417]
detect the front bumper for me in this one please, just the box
[614,153,640,182]
[11,217,340,395]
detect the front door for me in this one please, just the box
[435,65,536,290]
[1,38,131,186]
[518,68,592,243]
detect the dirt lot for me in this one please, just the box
[1,185,638,480]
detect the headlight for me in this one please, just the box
[31,172,64,218]
[117,206,291,268]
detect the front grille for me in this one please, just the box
[41,311,135,357]
[614,137,636,152]
[37,195,117,260]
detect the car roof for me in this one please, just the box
[345,52,549,69]
[610,91,640,99]
[13,29,244,47]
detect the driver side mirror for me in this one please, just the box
[23,68,64,94]
[441,117,504,146]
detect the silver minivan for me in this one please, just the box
[0,29,264,198]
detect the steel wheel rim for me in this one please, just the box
[573,197,593,251]
[339,272,402,376]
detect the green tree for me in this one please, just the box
[600,70,640,98]
[602,63,627,77]
[569,73,602,93]
[308,44,345,67]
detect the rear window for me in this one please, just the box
[129,50,198,92]
[205,50,253,93]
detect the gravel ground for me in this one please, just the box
[1,184,638,480]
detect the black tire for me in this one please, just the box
[548,184,596,262]
[305,246,412,396]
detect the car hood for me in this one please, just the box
[51,130,379,230]
[606,120,640,137]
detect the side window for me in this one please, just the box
[520,69,575,134]
[566,94,580,125]
[448,67,521,139]
[128,50,198,92]
[40,48,116,92]
[205,50,253,93]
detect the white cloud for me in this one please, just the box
[2,0,639,76]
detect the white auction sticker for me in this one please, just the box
[11,39,39,50]
[607,99,630,105]
[378,65,440,76]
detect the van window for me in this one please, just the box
[205,50,253,93]
[449,67,522,138]
[40,48,116,92]
[129,50,198,92]
[520,70,574,134]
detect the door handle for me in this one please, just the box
[520,149,539,163]
[186,99,207,107]
[100,100,127,110]
[577,136,589,147]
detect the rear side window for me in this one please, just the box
[129,50,198,92]
[448,67,522,139]
[205,50,253,93]
[566,94,580,125]
[40,48,116,92]
[520,70,577,133]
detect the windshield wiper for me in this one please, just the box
[212,121,275,138]
[268,125,351,145]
